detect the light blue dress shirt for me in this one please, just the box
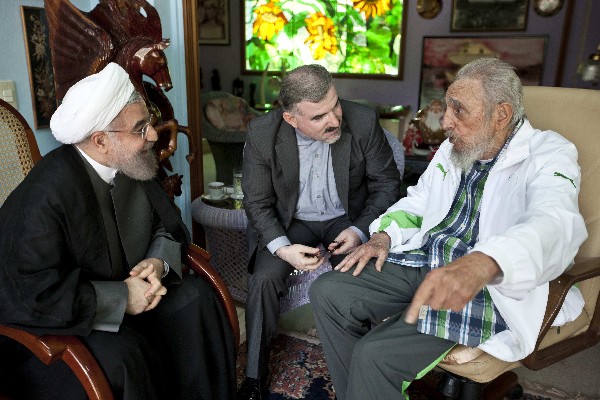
[267,129,367,255]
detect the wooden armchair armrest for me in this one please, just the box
[185,243,241,348]
[0,325,113,400]
[0,244,239,400]
[522,256,600,370]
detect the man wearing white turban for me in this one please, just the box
[0,63,236,400]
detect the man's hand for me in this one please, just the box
[276,244,326,271]
[334,232,391,276]
[124,273,155,315]
[130,257,164,279]
[128,258,168,312]
[404,251,502,324]
[328,228,361,255]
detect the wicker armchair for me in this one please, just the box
[0,99,239,400]
[0,99,41,205]
[192,199,251,303]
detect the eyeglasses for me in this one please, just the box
[106,118,153,139]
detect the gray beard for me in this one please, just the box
[323,126,342,144]
[118,151,158,181]
[450,146,482,172]
[448,131,497,172]
[324,133,341,144]
[109,140,158,181]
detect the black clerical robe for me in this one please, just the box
[0,144,189,335]
[0,144,236,400]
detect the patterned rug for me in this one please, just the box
[235,333,561,400]
[236,333,335,399]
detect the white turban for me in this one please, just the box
[50,63,135,144]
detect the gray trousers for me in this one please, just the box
[244,217,351,379]
[309,261,455,400]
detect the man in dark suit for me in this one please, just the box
[237,64,402,400]
[0,63,235,400]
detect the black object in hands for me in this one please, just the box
[305,249,327,258]
[329,241,343,251]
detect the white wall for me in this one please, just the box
[0,0,193,229]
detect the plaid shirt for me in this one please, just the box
[387,160,508,346]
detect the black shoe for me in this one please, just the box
[237,376,269,400]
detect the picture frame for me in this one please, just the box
[198,0,230,45]
[241,0,407,80]
[419,36,548,110]
[21,6,57,129]
[451,0,529,32]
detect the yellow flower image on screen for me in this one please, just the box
[353,0,391,20]
[243,0,405,78]
[253,1,288,41]
[304,12,338,60]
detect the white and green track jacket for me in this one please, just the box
[370,119,588,362]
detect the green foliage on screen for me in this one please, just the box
[243,0,404,77]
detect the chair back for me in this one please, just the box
[383,128,405,180]
[200,91,260,185]
[523,86,600,320]
[201,91,259,143]
[0,99,41,205]
[523,86,600,259]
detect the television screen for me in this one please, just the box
[242,0,406,79]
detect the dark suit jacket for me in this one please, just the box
[242,99,401,262]
[0,145,190,336]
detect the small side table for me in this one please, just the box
[192,197,249,303]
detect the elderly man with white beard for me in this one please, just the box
[0,63,236,400]
[309,57,588,400]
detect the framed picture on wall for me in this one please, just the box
[241,0,407,79]
[419,36,548,110]
[20,6,57,129]
[451,0,529,31]
[198,0,229,45]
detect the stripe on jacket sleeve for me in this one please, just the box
[377,210,423,232]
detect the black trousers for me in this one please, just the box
[244,216,351,379]
[0,275,236,400]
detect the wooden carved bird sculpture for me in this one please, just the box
[44,0,196,201]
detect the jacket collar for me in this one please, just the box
[275,121,300,197]
[495,118,534,169]
[331,120,351,211]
